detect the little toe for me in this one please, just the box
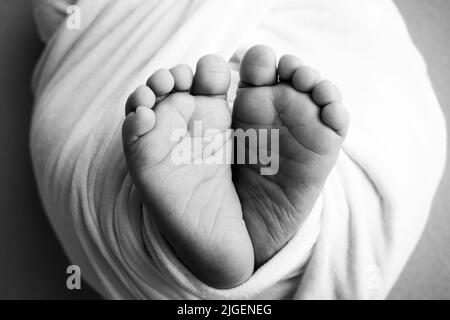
[321,102,350,137]
[278,55,302,82]
[170,64,193,91]
[122,106,156,147]
[146,69,175,97]
[312,80,343,107]
[125,85,156,116]
[292,65,321,92]
[191,54,231,96]
[239,45,278,87]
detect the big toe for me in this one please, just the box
[191,54,230,96]
[239,45,277,87]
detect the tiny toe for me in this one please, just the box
[239,45,278,87]
[122,106,156,146]
[125,85,156,115]
[321,102,350,137]
[312,80,343,106]
[292,65,321,92]
[191,54,230,96]
[278,55,302,81]
[170,64,193,91]
[146,69,175,97]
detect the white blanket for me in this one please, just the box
[31,0,446,299]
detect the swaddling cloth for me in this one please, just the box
[31,0,446,299]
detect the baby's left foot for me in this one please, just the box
[122,56,254,288]
[233,45,350,266]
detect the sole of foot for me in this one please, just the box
[232,45,349,266]
[122,55,254,288]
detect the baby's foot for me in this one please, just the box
[122,56,254,288]
[233,45,349,266]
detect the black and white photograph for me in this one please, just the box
[1,0,449,303]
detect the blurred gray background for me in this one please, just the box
[0,0,448,299]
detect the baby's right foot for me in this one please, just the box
[122,56,254,288]
[233,45,350,266]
